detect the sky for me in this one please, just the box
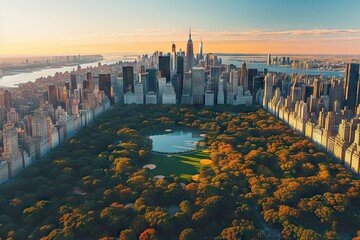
[0,0,360,56]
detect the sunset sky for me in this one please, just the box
[0,0,360,56]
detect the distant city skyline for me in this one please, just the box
[1,0,360,55]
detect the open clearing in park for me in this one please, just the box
[149,150,211,180]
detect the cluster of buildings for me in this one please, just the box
[0,65,113,185]
[0,31,266,185]
[259,63,360,174]
[119,30,255,107]
[267,55,291,66]
[1,30,359,185]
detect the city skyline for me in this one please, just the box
[1,0,360,56]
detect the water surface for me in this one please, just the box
[150,130,203,153]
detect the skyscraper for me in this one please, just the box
[186,28,194,71]
[2,122,20,159]
[70,74,77,94]
[313,78,320,98]
[239,63,248,91]
[290,80,302,104]
[146,68,158,93]
[3,90,12,113]
[85,72,94,90]
[263,74,274,108]
[177,56,184,91]
[159,56,171,83]
[344,63,360,109]
[247,68,258,95]
[198,37,203,60]
[99,74,112,101]
[123,66,134,93]
[2,122,23,178]
[192,67,205,105]
[171,42,177,71]
[48,85,58,107]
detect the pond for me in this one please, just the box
[149,130,203,153]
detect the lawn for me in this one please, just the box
[149,150,211,180]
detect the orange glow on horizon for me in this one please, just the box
[1,39,360,56]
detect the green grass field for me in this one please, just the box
[149,151,211,180]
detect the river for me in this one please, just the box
[0,57,122,87]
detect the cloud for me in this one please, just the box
[73,28,360,42]
[3,28,360,47]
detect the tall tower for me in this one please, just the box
[199,37,203,56]
[123,66,134,93]
[263,73,274,108]
[3,90,12,113]
[344,63,359,109]
[186,28,194,71]
[171,42,177,71]
[191,67,205,105]
[290,80,302,104]
[313,78,320,98]
[240,63,248,91]
[159,56,171,83]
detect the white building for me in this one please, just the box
[217,78,225,105]
[158,77,166,103]
[263,73,274,108]
[205,91,215,106]
[146,91,157,105]
[162,83,176,104]
[135,83,144,104]
[235,86,253,106]
[124,92,136,104]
